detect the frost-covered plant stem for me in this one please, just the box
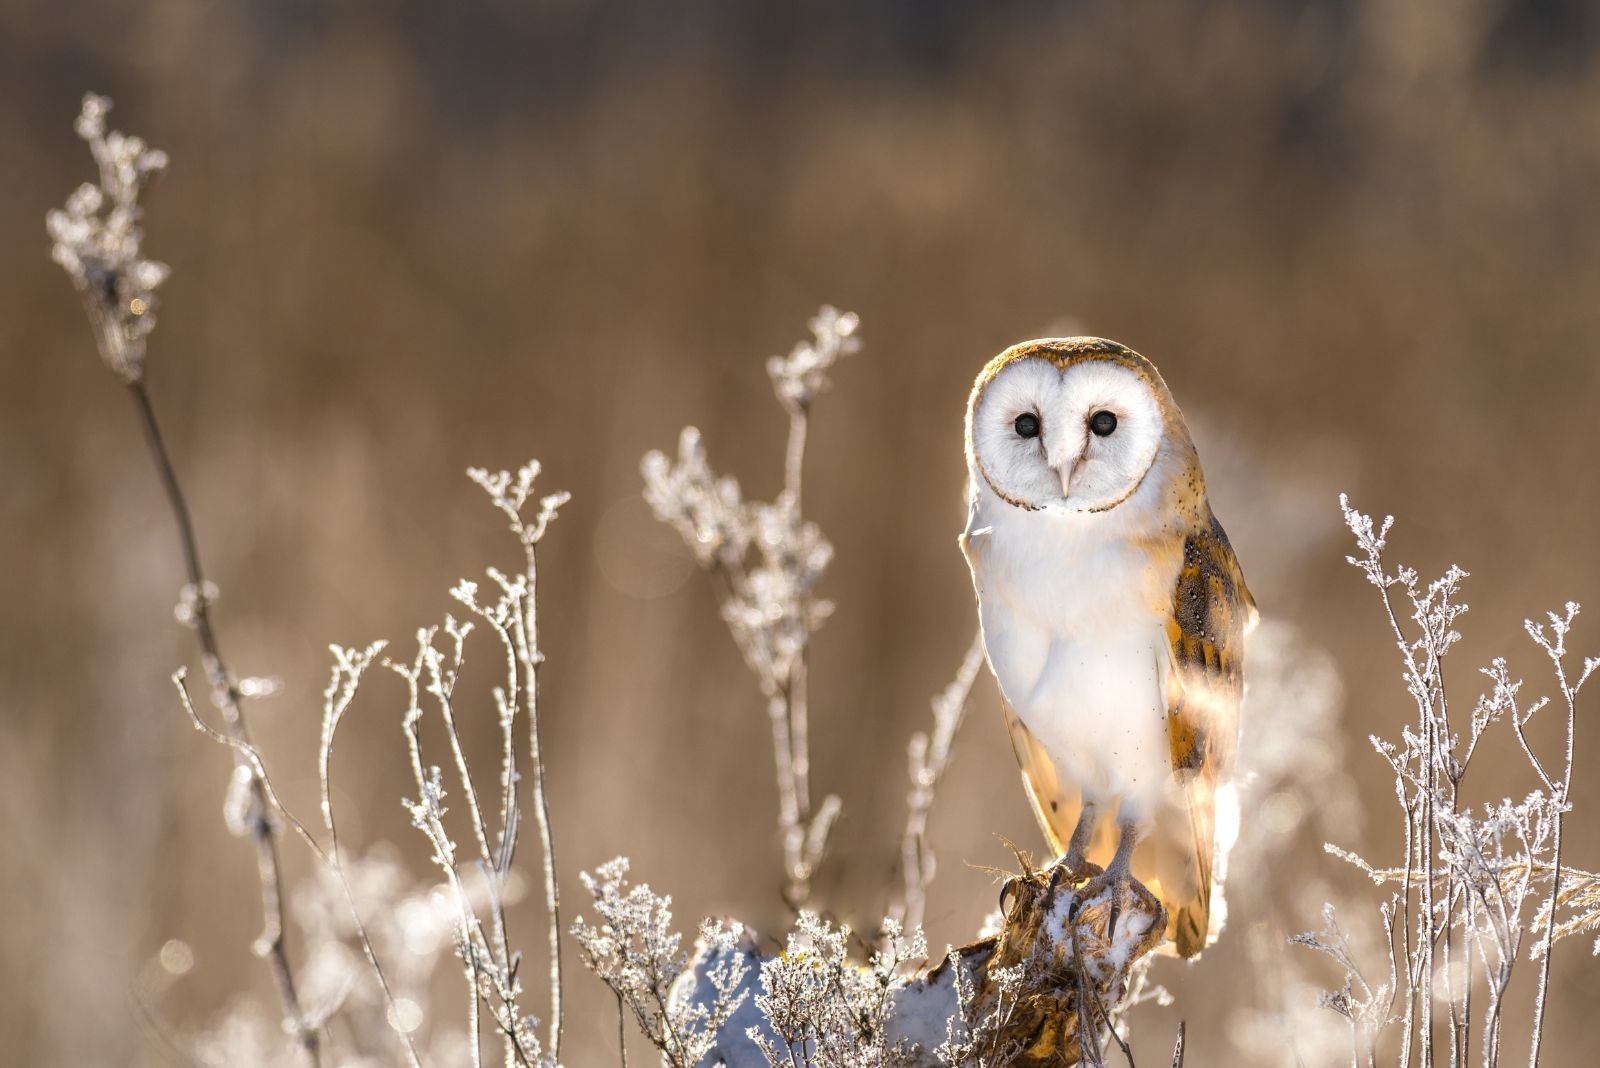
[1298,499,1600,1068]
[172,666,423,1067]
[777,399,816,903]
[48,93,319,1066]
[318,645,425,1068]
[894,633,986,935]
[375,463,571,1067]
[1517,609,1590,1067]
[132,378,321,1063]
[571,859,751,1067]
[469,461,571,1059]
[642,308,859,906]
[522,513,567,1059]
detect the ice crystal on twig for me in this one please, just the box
[641,428,752,567]
[642,429,835,684]
[469,460,571,550]
[46,93,170,382]
[765,305,860,413]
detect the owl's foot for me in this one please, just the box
[1072,866,1133,944]
[1069,820,1141,943]
[1003,862,1100,918]
[1046,800,1103,891]
[1046,851,1102,892]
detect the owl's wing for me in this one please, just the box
[1002,697,1121,866]
[1162,509,1255,957]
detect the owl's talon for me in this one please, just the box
[1049,852,1101,891]
[998,878,1017,918]
[1071,837,1135,942]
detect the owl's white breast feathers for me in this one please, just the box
[965,474,1183,827]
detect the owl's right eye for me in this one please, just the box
[1014,413,1041,439]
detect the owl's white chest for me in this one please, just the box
[965,483,1181,825]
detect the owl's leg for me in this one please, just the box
[1072,817,1141,943]
[1053,800,1101,883]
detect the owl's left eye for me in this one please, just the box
[1014,412,1041,439]
[1089,410,1117,437]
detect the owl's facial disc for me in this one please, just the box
[972,356,1164,513]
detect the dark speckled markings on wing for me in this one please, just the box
[1161,507,1255,956]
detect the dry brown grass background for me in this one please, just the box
[4,1,1600,1063]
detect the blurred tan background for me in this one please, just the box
[4,0,1600,1064]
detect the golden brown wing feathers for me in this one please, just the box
[1163,510,1252,956]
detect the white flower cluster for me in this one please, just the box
[468,460,571,550]
[641,427,749,566]
[570,858,750,1068]
[766,305,861,412]
[730,493,835,684]
[46,93,171,382]
[933,952,1034,1068]
[643,428,835,683]
[748,914,927,1068]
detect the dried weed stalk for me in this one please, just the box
[1294,498,1600,1068]
[894,634,988,936]
[170,462,570,1067]
[641,307,859,906]
[49,91,322,1066]
[54,93,573,1066]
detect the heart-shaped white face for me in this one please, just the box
[970,353,1165,513]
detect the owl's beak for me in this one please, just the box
[1053,459,1075,499]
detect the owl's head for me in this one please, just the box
[966,338,1194,514]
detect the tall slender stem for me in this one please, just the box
[896,632,987,934]
[1421,702,1435,1068]
[1528,645,1577,1068]
[127,378,320,1066]
[768,692,803,887]
[784,406,808,510]
[1527,817,1560,1068]
[521,539,564,1059]
[615,990,629,1068]
[783,406,812,823]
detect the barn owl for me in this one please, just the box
[960,337,1254,958]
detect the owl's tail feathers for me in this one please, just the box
[1169,881,1211,959]
[1161,776,1233,959]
